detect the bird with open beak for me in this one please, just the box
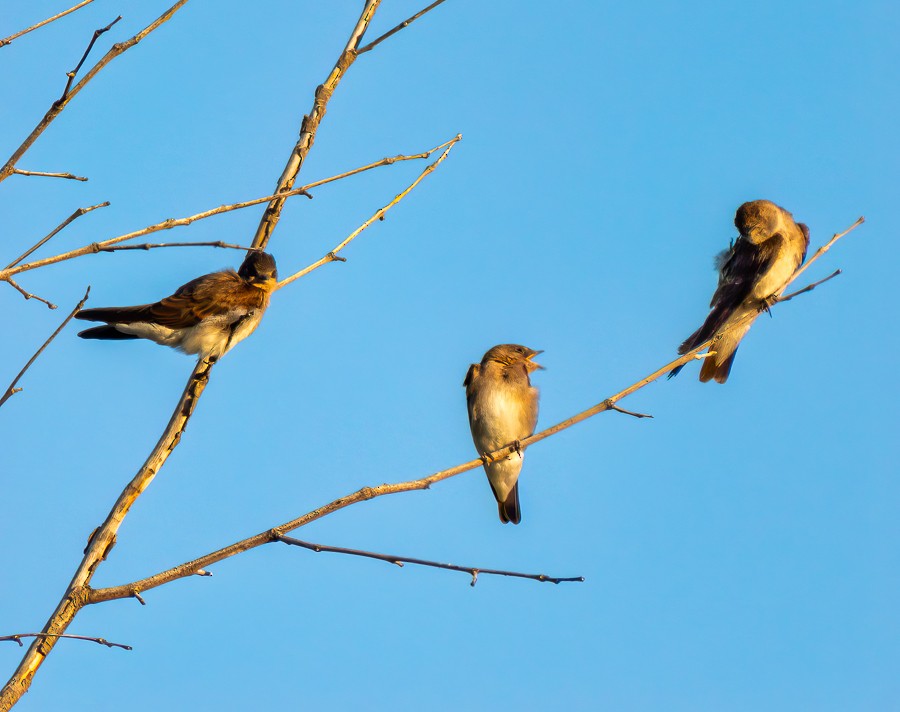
[671,200,809,383]
[75,250,278,361]
[464,344,543,524]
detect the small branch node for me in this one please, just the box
[470,570,479,587]
[131,591,146,606]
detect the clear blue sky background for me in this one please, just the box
[2,1,897,709]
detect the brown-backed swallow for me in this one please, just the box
[464,344,542,524]
[671,200,809,383]
[76,251,278,361]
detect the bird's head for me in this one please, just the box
[734,199,790,244]
[239,250,278,291]
[482,344,544,372]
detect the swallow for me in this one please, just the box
[75,250,278,361]
[464,344,542,524]
[671,200,809,383]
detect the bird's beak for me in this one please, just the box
[526,349,545,370]
[254,275,279,291]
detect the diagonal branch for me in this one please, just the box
[0,633,130,652]
[0,0,190,184]
[0,1,97,49]
[276,535,584,586]
[0,287,90,408]
[250,0,382,250]
[58,16,122,102]
[86,217,862,607]
[0,358,214,708]
[0,139,455,280]
[10,169,87,182]
[276,134,461,289]
[357,0,448,54]
[5,202,109,270]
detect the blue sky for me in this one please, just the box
[2,1,898,709]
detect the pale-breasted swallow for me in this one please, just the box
[464,344,542,524]
[671,200,809,383]
[76,251,278,361]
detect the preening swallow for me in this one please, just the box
[76,251,278,361]
[464,344,542,524]
[672,200,809,383]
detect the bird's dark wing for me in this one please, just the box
[144,275,229,329]
[710,236,783,311]
[463,363,480,421]
[676,236,783,356]
[798,223,810,263]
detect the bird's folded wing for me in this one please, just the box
[710,236,783,310]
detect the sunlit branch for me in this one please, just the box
[0,1,97,49]
[0,0,190,184]
[276,134,461,289]
[357,0,448,54]
[85,218,862,607]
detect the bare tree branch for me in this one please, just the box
[0,1,97,49]
[0,358,213,708]
[96,241,251,254]
[250,0,383,249]
[0,0,190,184]
[58,16,122,102]
[276,535,584,587]
[5,202,109,270]
[0,633,130,652]
[10,169,87,182]
[85,219,862,607]
[357,0,448,54]
[777,269,841,303]
[0,287,90,408]
[0,139,456,280]
[276,134,461,289]
[5,279,57,310]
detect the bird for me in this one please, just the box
[75,250,278,361]
[464,344,542,524]
[671,200,809,383]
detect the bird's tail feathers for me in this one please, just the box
[498,483,521,525]
[698,315,754,384]
[77,325,140,340]
[75,305,153,325]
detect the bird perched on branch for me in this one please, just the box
[464,344,543,524]
[671,200,809,383]
[76,251,278,361]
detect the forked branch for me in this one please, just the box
[85,216,863,607]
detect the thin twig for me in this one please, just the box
[0,0,190,184]
[250,0,382,249]
[606,402,653,419]
[5,202,109,269]
[0,0,96,49]
[277,535,584,586]
[57,16,122,102]
[357,0,448,54]
[0,633,130,652]
[0,140,455,280]
[277,134,462,289]
[777,269,842,303]
[5,279,57,310]
[0,287,89,408]
[11,169,87,182]
[96,241,252,253]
